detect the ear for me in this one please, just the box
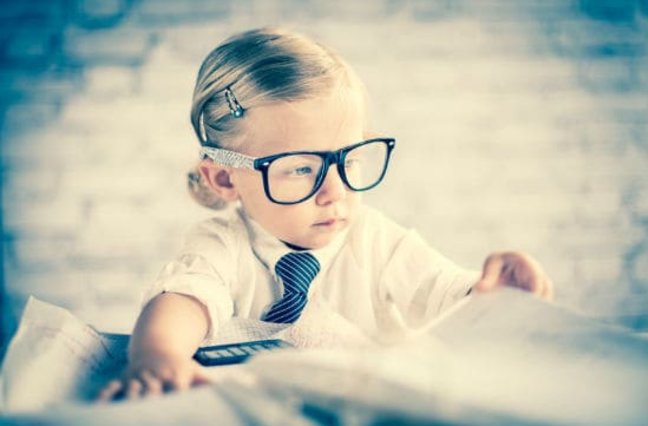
[199,160,240,202]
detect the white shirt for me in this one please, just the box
[144,204,479,342]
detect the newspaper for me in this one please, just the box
[0,295,374,417]
[0,297,288,413]
[1,289,647,425]
[245,288,648,425]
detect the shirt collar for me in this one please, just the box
[237,206,348,278]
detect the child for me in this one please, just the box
[99,27,553,400]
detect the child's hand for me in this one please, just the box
[473,251,554,300]
[97,352,210,401]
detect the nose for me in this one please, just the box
[315,165,347,206]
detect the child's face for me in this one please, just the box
[230,89,366,249]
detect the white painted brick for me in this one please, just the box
[137,43,197,99]
[477,192,575,223]
[3,196,86,236]
[577,121,646,155]
[595,91,648,116]
[1,124,90,164]
[4,28,55,62]
[76,0,128,21]
[140,175,213,230]
[576,256,624,288]
[630,246,648,284]
[629,184,648,218]
[4,269,93,311]
[618,294,648,326]
[2,164,62,203]
[57,97,193,164]
[0,2,42,19]
[366,52,575,101]
[163,23,239,62]
[70,201,162,260]
[58,97,146,134]
[0,69,82,102]
[135,0,231,23]
[319,18,548,62]
[577,57,636,91]
[2,102,60,137]
[86,270,155,302]
[3,267,142,333]
[555,225,640,258]
[7,237,75,271]
[58,163,164,199]
[638,56,648,89]
[63,26,156,65]
[572,190,625,226]
[83,65,139,98]
[552,19,646,56]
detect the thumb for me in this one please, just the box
[474,254,504,292]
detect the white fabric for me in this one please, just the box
[143,204,479,342]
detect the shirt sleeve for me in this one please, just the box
[375,226,479,334]
[141,217,237,339]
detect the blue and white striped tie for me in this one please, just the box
[263,252,320,323]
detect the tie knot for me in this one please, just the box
[275,252,320,294]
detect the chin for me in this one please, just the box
[311,234,341,249]
[287,235,333,251]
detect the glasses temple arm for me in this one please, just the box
[199,146,256,169]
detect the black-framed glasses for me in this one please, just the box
[200,137,396,205]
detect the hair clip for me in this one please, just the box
[224,87,244,118]
[198,110,208,143]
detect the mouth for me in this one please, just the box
[313,218,345,227]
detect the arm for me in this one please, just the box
[130,292,209,363]
[98,292,211,401]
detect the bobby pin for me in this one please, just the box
[224,87,244,118]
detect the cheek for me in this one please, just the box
[345,191,362,210]
[235,176,309,225]
[233,173,266,203]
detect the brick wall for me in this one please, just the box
[2,0,647,351]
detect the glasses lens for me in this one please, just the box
[266,154,324,202]
[343,141,389,190]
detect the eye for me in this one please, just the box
[270,154,321,180]
[345,157,360,168]
[291,165,314,176]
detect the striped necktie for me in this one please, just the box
[263,252,320,323]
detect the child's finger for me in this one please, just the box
[531,276,544,295]
[541,277,554,300]
[97,380,122,402]
[126,379,143,399]
[500,252,542,293]
[166,372,192,392]
[515,254,552,297]
[140,371,163,396]
[521,265,543,294]
[474,253,504,291]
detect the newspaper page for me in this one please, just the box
[2,289,647,425]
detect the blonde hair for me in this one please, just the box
[187,27,364,210]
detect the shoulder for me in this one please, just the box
[347,205,451,265]
[351,205,408,239]
[346,205,411,262]
[182,206,250,254]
